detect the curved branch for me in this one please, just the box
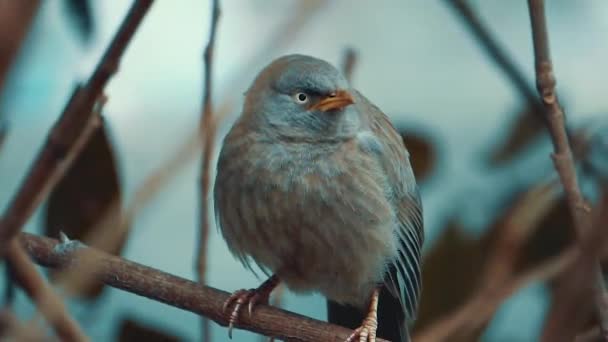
[20,233,389,342]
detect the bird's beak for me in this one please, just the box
[309,90,355,112]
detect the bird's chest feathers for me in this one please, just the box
[244,133,383,195]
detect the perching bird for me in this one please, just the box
[214,54,424,342]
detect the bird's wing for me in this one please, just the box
[354,91,424,321]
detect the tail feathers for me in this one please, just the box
[327,287,409,342]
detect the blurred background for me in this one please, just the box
[1,0,607,341]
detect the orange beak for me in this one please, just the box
[309,90,355,112]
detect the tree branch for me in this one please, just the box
[0,1,153,340]
[0,0,154,253]
[19,233,388,342]
[526,0,608,338]
[6,242,88,341]
[196,1,221,340]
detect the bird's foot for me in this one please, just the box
[345,288,380,342]
[345,315,378,342]
[222,275,280,339]
[53,231,86,255]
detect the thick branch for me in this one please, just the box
[526,0,608,338]
[0,0,154,254]
[20,233,387,342]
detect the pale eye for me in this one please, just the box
[293,92,308,104]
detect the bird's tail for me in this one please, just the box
[327,286,409,342]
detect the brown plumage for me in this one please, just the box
[214,54,424,341]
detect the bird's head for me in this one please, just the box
[243,54,359,141]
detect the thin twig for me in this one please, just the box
[0,0,154,253]
[6,241,88,341]
[20,233,389,342]
[196,1,221,340]
[341,48,357,83]
[526,0,608,339]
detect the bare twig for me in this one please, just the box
[0,0,154,253]
[341,48,357,83]
[0,0,40,94]
[20,233,389,342]
[6,242,88,341]
[526,0,608,338]
[196,1,221,340]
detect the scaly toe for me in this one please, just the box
[223,288,271,339]
[344,319,377,342]
[223,289,249,313]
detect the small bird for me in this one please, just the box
[214,54,424,342]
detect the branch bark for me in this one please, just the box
[526,0,608,339]
[20,233,388,342]
[0,0,154,254]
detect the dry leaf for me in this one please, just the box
[44,120,123,300]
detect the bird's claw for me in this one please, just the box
[53,231,86,255]
[345,316,378,342]
[222,288,271,339]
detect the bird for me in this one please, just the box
[214,54,424,342]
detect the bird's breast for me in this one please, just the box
[215,138,399,306]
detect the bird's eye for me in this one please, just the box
[293,92,308,104]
